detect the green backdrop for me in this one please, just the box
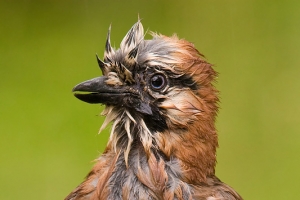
[1,0,299,199]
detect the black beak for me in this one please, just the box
[72,76,153,115]
[72,76,132,104]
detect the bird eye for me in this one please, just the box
[150,74,167,91]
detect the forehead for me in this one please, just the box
[110,36,185,74]
[138,37,182,66]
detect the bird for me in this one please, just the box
[66,19,243,200]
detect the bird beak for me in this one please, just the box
[72,76,153,115]
[72,76,132,104]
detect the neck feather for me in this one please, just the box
[101,105,218,184]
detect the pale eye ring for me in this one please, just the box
[150,74,167,91]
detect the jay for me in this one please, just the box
[66,20,242,200]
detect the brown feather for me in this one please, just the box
[66,20,242,200]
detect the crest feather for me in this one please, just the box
[96,54,109,75]
[104,24,115,62]
[120,21,144,54]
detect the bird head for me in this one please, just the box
[73,20,219,180]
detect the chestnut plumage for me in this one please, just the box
[67,19,242,200]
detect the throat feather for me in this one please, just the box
[100,106,154,166]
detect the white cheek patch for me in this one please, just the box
[159,88,204,127]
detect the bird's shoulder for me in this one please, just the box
[192,176,243,200]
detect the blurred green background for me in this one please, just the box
[1,0,299,199]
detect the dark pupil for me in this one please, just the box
[151,75,164,89]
